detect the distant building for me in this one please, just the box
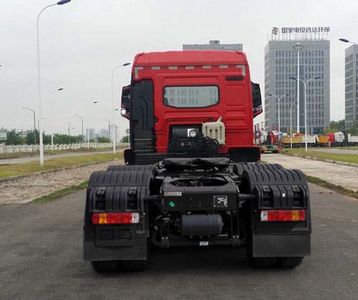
[86,128,95,140]
[264,38,330,133]
[183,40,243,51]
[0,129,7,143]
[98,129,110,139]
[345,44,358,130]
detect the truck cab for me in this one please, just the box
[121,51,262,164]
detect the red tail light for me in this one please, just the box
[92,212,140,224]
[260,209,306,222]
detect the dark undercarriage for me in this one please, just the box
[84,157,311,272]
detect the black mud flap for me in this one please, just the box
[241,164,311,257]
[252,234,310,257]
[84,229,148,261]
[83,168,154,262]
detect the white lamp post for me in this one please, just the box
[85,101,99,148]
[293,42,304,133]
[289,104,293,149]
[22,106,37,145]
[74,114,84,146]
[50,87,64,152]
[267,93,289,133]
[36,0,71,166]
[104,119,111,142]
[111,62,131,154]
[290,76,320,151]
[339,38,357,45]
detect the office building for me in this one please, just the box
[183,40,243,51]
[345,44,358,130]
[265,27,330,133]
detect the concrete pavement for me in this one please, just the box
[262,154,358,192]
[0,185,357,299]
[0,161,122,205]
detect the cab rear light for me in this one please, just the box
[92,212,140,224]
[260,209,306,222]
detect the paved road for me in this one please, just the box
[1,185,357,300]
[0,150,112,165]
[262,154,358,192]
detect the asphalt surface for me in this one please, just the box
[1,185,357,300]
[0,150,112,165]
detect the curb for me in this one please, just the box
[287,153,358,168]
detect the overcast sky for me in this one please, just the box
[0,0,357,136]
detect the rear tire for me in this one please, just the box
[123,260,147,272]
[248,257,276,268]
[91,261,120,273]
[276,257,303,268]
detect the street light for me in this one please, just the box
[74,114,84,142]
[290,76,320,152]
[73,115,84,137]
[104,119,111,142]
[68,121,75,136]
[36,0,71,166]
[22,106,37,144]
[111,62,131,154]
[339,38,357,44]
[85,101,99,148]
[50,87,64,152]
[289,104,293,149]
[267,93,290,133]
[293,42,304,133]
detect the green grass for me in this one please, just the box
[306,175,358,200]
[0,152,122,179]
[331,146,358,150]
[32,181,88,204]
[282,148,358,165]
[0,147,120,160]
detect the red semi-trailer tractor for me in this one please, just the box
[84,51,311,272]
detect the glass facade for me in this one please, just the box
[345,45,358,129]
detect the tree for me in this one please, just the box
[5,130,25,145]
[52,134,82,145]
[324,120,345,133]
[97,137,110,143]
[121,135,129,143]
[348,120,358,135]
[25,130,39,145]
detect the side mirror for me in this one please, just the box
[121,85,131,119]
[252,82,263,117]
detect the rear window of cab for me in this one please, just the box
[163,86,219,108]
